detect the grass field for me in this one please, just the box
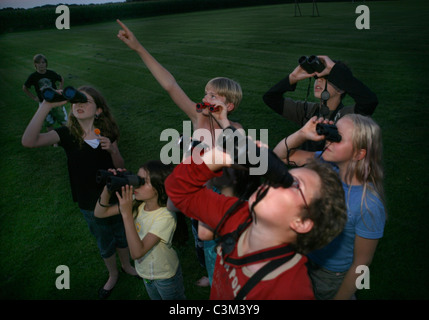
[0,0,428,301]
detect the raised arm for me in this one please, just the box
[165,149,240,232]
[21,100,63,148]
[317,56,378,116]
[94,184,121,218]
[273,116,322,166]
[116,185,160,260]
[262,60,315,116]
[116,19,197,123]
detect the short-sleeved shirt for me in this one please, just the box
[134,204,179,280]
[165,160,315,299]
[24,70,62,101]
[308,152,386,272]
[55,126,115,210]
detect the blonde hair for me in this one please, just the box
[342,114,386,223]
[206,77,242,112]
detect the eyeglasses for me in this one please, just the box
[292,176,309,211]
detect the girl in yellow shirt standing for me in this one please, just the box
[95,160,186,300]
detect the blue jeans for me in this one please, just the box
[204,239,217,286]
[143,265,186,300]
[81,209,128,259]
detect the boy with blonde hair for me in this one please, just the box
[116,19,246,287]
[116,20,243,138]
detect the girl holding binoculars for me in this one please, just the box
[274,114,386,299]
[22,86,137,299]
[94,161,186,300]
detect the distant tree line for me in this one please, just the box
[0,0,356,34]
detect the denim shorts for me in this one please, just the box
[81,209,128,259]
[143,265,186,300]
[306,260,347,300]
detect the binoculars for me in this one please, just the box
[96,169,145,192]
[316,123,342,142]
[217,126,294,188]
[177,134,209,155]
[196,102,220,113]
[298,55,325,74]
[42,86,88,103]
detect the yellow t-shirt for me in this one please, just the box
[134,203,179,280]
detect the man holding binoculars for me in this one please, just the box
[263,55,378,151]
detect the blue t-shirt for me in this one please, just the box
[308,152,386,272]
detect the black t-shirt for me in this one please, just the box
[24,70,62,101]
[55,126,115,210]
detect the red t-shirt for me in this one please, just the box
[165,160,314,300]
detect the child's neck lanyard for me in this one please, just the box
[225,243,296,300]
[212,172,297,299]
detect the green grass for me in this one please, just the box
[0,0,428,300]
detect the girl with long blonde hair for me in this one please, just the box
[274,113,386,299]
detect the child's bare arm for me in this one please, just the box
[117,20,197,123]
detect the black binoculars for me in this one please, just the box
[96,169,145,192]
[217,126,294,188]
[316,123,342,143]
[298,55,325,74]
[42,86,88,103]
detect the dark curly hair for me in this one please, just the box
[293,159,347,254]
